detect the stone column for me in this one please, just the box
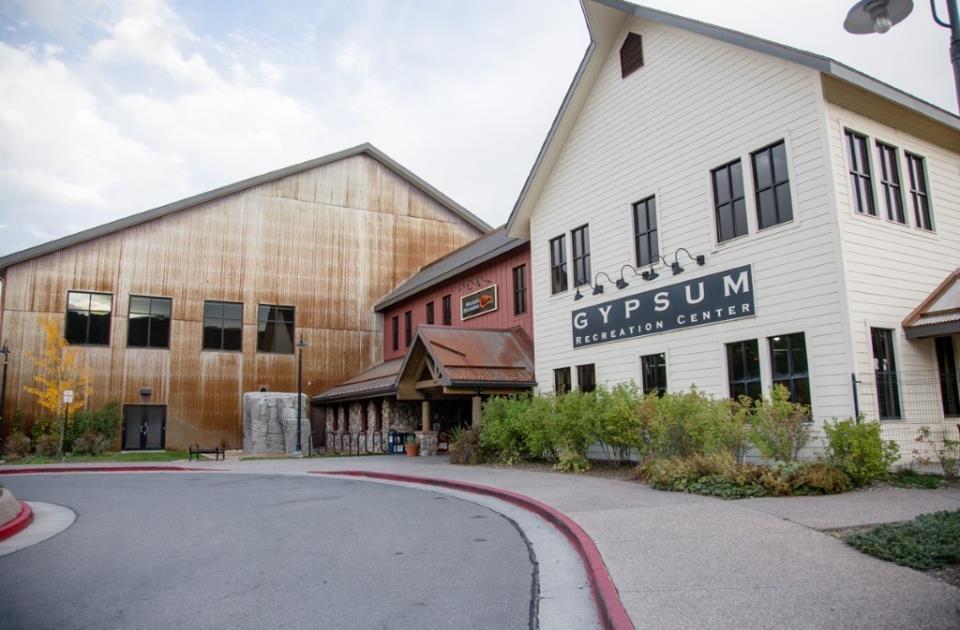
[471,395,482,429]
[421,400,431,432]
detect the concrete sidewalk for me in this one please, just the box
[5,455,960,629]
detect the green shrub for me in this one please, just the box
[73,432,108,456]
[69,401,122,448]
[479,395,555,463]
[35,433,60,457]
[593,384,643,466]
[889,468,943,489]
[646,388,743,459]
[550,390,596,469]
[3,431,32,459]
[823,418,899,487]
[846,510,960,570]
[748,385,811,462]
[30,413,59,441]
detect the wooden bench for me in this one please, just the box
[189,444,225,462]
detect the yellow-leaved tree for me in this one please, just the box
[24,319,91,452]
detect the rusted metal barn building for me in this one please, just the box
[0,143,489,450]
[312,227,534,455]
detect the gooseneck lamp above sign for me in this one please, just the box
[574,247,707,300]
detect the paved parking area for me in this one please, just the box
[0,473,536,630]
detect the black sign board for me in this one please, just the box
[572,265,755,348]
[461,285,498,320]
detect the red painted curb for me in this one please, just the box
[0,501,33,542]
[0,466,212,475]
[315,470,635,630]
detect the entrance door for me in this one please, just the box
[122,405,166,450]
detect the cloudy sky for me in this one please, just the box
[0,0,955,257]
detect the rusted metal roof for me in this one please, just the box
[401,325,535,387]
[312,358,403,403]
[903,269,960,338]
[0,143,491,272]
[374,226,528,311]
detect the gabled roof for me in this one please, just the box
[903,268,960,338]
[507,0,960,237]
[0,143,491,273]
[311,358,403,403]
[398,325,535,388]
[374,225,528,312]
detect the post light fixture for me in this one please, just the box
[845,0,960,112]
[295,335,307,457]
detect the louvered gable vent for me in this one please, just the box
[619,32,644,78]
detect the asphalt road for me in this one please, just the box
[0,473,536,630]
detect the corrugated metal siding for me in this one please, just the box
[0,153,482,449]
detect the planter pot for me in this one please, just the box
[405,443,420,457]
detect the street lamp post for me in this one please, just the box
[844,0,960,111]
[0,340,9,446]
[295,335,307,456]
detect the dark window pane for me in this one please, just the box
[727,340,760,400]
[754,150,772,189]
[88,312,111,344]
[222,323,242,351]
[66,310,88,344]
[258,304,270,322]
[758,189,777,228]
[577,364,596,393]
[775,184,793,223]
[128,314,150,347]
[151,316,170,348]
[203,324,222,350]
[768,333,810,407]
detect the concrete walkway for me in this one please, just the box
[5,456,960,629]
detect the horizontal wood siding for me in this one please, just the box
[381,244,532,361]
[528,18,853,428]
[0,153,481,449]
[826,101,960,451]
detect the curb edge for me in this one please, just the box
[0,466,213,475]
[0,501,33,542]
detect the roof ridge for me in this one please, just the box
[0,143,491,271]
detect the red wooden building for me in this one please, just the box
[312,227,533,454]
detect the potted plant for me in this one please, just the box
[404,433,420,457]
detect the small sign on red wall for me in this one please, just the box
[461,285,497,321]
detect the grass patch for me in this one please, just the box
[1,451,190,465]
[846,510,960,570]
[887,469,943,489]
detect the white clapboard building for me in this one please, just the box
[507,0,960,457]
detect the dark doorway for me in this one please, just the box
[122,405,166,450]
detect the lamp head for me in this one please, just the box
[844,0,912,35]
[615,278,629,290]
[592,284,604,295]
[671,262,684,275]
[574,287,584,301]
